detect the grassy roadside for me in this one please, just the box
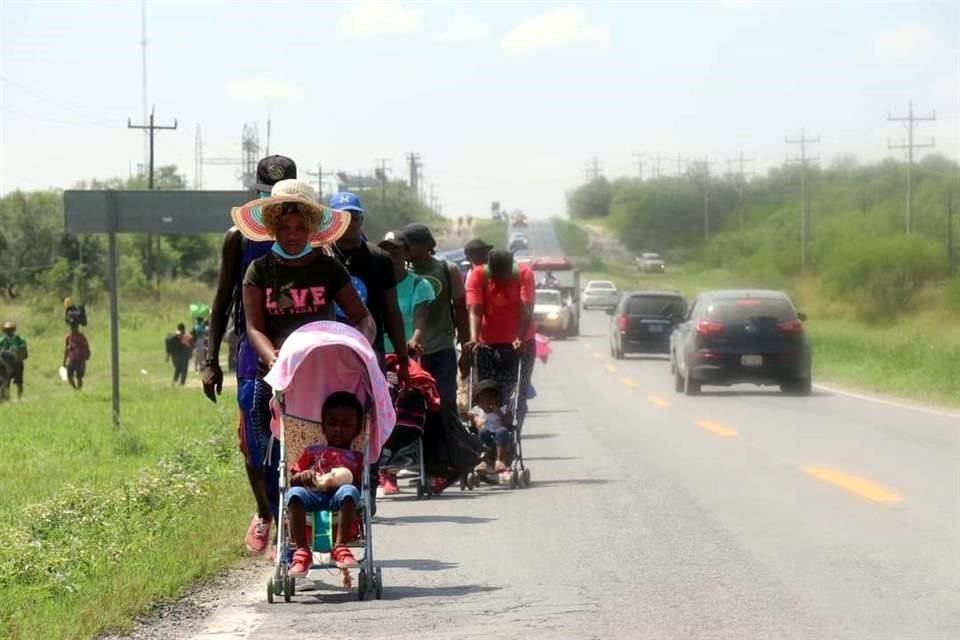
[553,221,960,407]
[471,219,508,247]
[0,286,251,639]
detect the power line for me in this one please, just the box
[375,157,392,205]
[888,100,936,234]
[786,128,821,272]
[406,152,422,199]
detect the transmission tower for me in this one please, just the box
[689,159,716,241]
[888,100,936,234]
[584,157,602,183]
[633,152,646,180]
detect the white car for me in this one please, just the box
[581,280,620,310]
[533,289,574,336]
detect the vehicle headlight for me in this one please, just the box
[547,312,559,320]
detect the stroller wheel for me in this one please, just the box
[521,468,531,488]
[509,471,519,489]
[286,575,296,598]
[468,472,478,490]
[415,481,425,499]
[358,569,368,601]
[283,577,292,603]
[374,567,383,600]
[266,578,275,604]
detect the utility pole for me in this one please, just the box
[406,152,422,199]
[786,128,820,271]
[689,159,716,241]
[726,150,754,231]
[888,100,936,234]
[375,158,392,206]
[948,191,955,276]
[584,157,602,182]
[633,152,645,180]
[306,163,329,200]
[128,105,177,282]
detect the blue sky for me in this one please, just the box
[1,0,957,218]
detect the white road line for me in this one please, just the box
[814,383,960,421]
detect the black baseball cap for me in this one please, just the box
[464,238,494,253]
[377,230,408,251]
[255,155,297,194]
[402,223,436,250]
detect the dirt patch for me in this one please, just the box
[580,222,633,264]
[98,560,270,640]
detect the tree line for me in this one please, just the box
[566,154,960,318]
[0,167,439,303]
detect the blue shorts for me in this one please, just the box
[287,484,360,512]
[480,428,513,448]
[237,377,274,470]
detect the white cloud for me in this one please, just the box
[437,14,491,43]
[873,24,943,60]
[227,77,306,104]
[501,7,610,56]
[338,0,421,40]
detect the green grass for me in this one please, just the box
[581,261,960,407]
[471,219,508,247]
[0,284,251,639]
[551,217,590,258]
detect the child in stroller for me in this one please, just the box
[287,391,364,576]
[470,378,513,474]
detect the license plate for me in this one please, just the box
[741,355,763,367]
[647,324,663,333]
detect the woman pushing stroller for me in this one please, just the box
[232,178,375,551]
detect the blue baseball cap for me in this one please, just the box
[329,191,364,214]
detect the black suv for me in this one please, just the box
[608,291,686,359]
[670,290,812,395]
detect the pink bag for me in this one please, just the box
[535,333,552,364]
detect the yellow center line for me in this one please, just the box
[804,466,903,503]
[605,363,619,373]
[621,377,638,387]
[647,395,671,408]
[696,419,739,438]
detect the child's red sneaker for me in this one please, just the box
[331,544,358,569]
[288,547,312,577]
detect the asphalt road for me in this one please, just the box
[186,220,960,640]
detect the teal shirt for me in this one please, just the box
[384,272,436,354]
[0,333,27,360]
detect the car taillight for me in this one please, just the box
[617,315,628,331]
[777,319,805,334]
[696,320,726,337]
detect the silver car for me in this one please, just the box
[581,280,620,310]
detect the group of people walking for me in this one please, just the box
[200,154,538,554]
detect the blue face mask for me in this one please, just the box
[271,242,313,260]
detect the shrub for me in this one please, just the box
[820,235,945,320]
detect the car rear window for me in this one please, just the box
[535,291,560,305]
[588,282,615,291]
[627,295,685,316]
[707,298,796,323]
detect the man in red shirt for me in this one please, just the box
[464,250,536,425]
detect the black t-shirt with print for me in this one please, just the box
[243,251,351,354]
[333,241,396,355]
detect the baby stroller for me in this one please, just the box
[461,344,532,490]
[382,354,483,497]
[263,321,396,603]
[380,354,432,499]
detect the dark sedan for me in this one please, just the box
[670,290,812,395]
[608,291,686,359]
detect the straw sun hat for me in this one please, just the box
[230,179,351,247]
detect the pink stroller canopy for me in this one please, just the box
[263,321,396,460]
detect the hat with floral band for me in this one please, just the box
[230,179,351,247]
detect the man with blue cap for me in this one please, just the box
[329,191,409,382]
